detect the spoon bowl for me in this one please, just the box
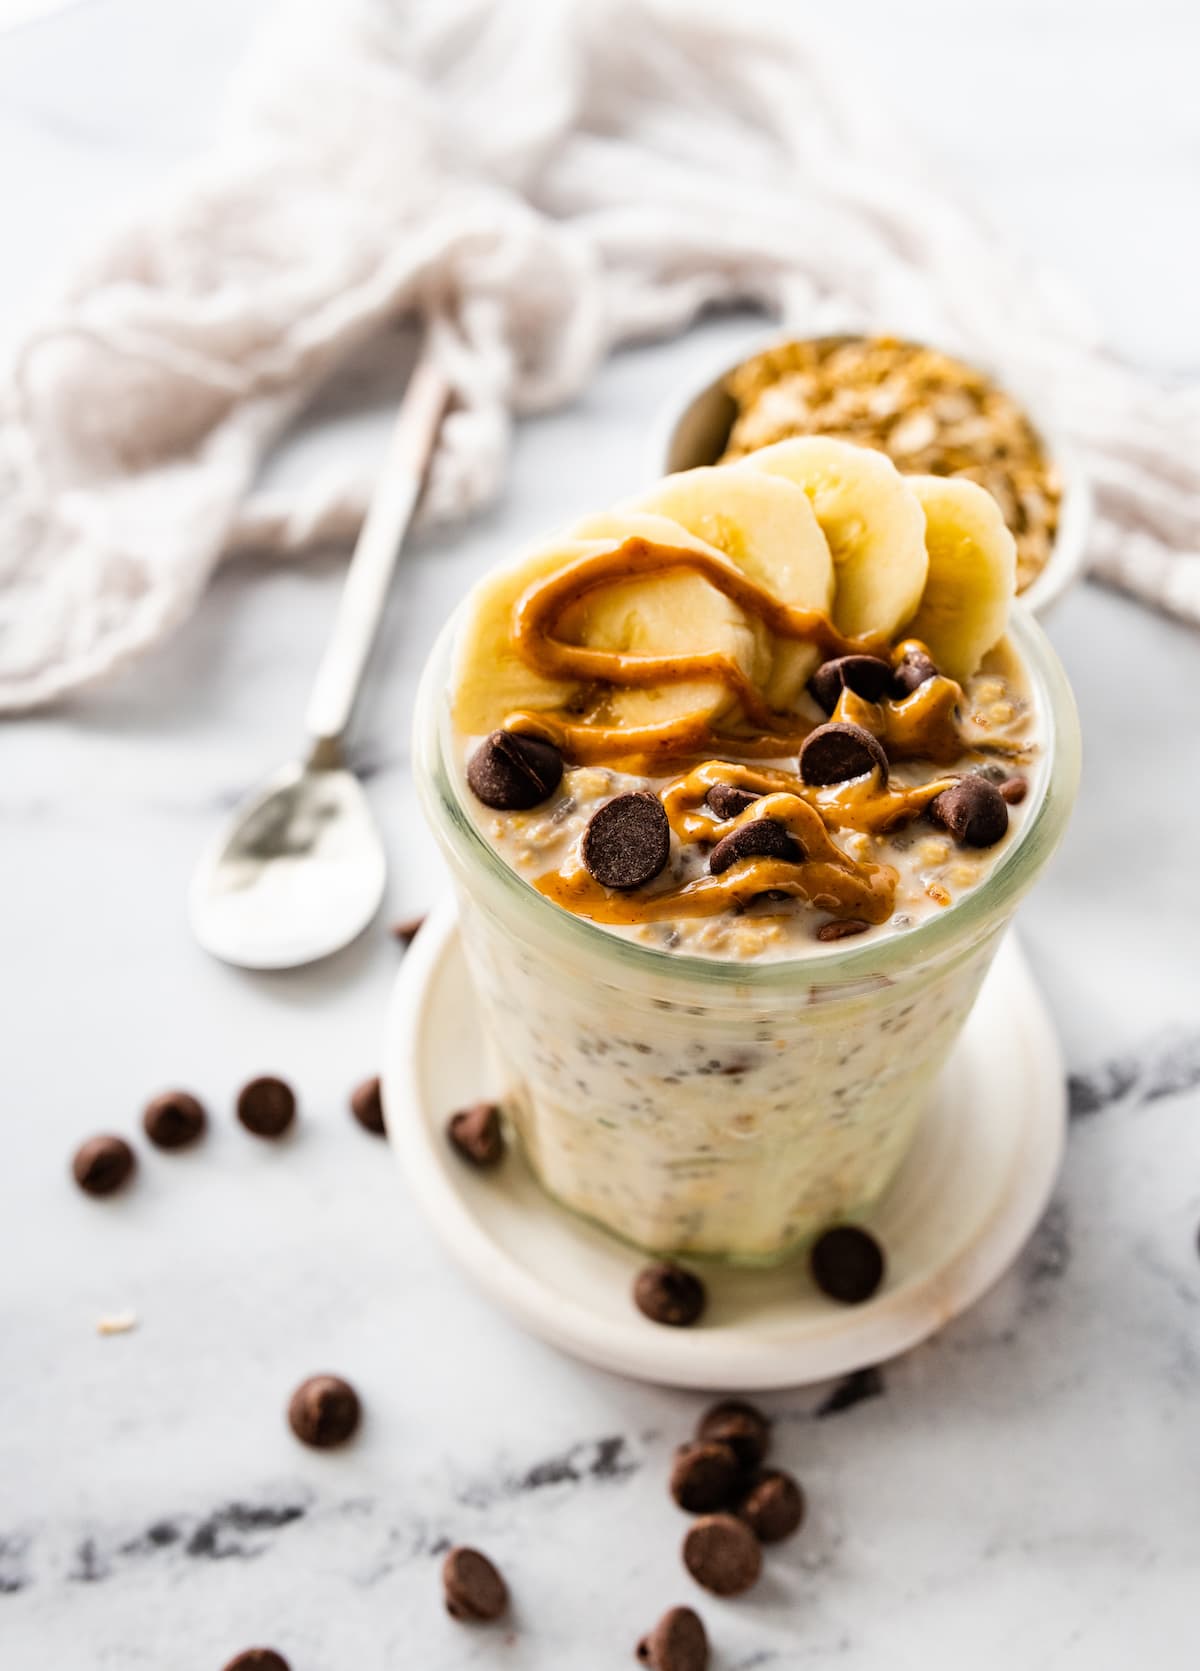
[190,760,386,970]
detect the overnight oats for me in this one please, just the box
[415,437,1080,1262]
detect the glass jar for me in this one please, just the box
[414,605,1080,1264]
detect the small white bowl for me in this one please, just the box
[647,333,1092,619]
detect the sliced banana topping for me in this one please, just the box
[568,510,769,731]
[735,435,928,641]
[616,466,834,712]
[904,475,1017,682]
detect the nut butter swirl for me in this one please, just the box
[494,537,1012,928]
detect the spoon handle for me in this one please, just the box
[305,350,449,759]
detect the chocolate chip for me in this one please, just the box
[447,1102,504,1168]
[467,730,563,811]
[287,1374,361,1448]
[816,918,870,942]
[798,722,888,786]
[704,782,760,820]
[810,1225,886,1304]
[222,1651,290,1671]
[72,1135,135,1197]
[695,1400,770,1469]
[236,1076,296,1138]
[929,777,1009,848]
[582,792,671,890]
[442,1546,508,1622]
[999,775,1028,805]
[670,1441,744,1514]
[391,914,426,945]
[735,1469,805,1543]
[634,1262,706,1327]
[636,1606,709,1670]
[708,818,802,876]
[808,654,893,714]
[891,646,939,696]
[681,1514,762,1597]
[142,1090,206,1151]
[349,1075,386,1136]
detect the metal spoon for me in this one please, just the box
[190,351,449,969]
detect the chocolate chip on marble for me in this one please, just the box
[634,1262,706,1328]
[442,1545,508,1622]
[708,818,802,876]
[447,1102,504,1168]
[636,1605,709,1671]
[681,1514,762,1597]
[704,782,760,820]
[287,1374,361,1448]
[582,791,671,890]
[349,1075,386,1136]
[999,775,1028,805]
[810,1225,886,1304]
[735,1469,806,1544]
[669,1441,744,1514]
[798,722,888,786]
[695,1400,770,1470]
[236,1076,296,1139]
[72,1134,136,1197]
[816,918,870,942]
[808,654,893,714]
[467,729,563,811]
[929,777,1009,848]
[222,1651,291,1671]
[391,914,427,945]
[142,1090,206,1151]
[891,645,939,696]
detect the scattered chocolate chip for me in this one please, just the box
[349,1076,386,1136]
[634,1262,706,1327]
[636,1606,709,1670]
[222,1651,290,1671]
[810,1225,886,1304]
[816,918,870,942]
[72,1135,136,1197]
[467,730,563,811]
[670,1441,744,1514]
[681,1514,762,1597]
[999,775,1028,805]
[442,1546,508,1622]
[973,761,1010,784]
[808,654,893,714]
[695,1401,770,1469]
[704,782,760,820]
[142,1090,206,1151]
[582,792,671,890]
[735,1469,806,1543]
[929,777,1009,848]
[236,1076,296,1139]
[391,914,427,945]
[287,1374,361,1448]
[447,1102,504,1168]
[798,722,888,786]
[708,818,802,876]
[891,646,938,696]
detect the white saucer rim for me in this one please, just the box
[384,904,1065,1389]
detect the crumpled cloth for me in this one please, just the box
[2,0,1198,711]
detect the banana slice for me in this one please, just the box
[452,539,604,735]
[617,466,834,711]
[568,511,769,730]
[904,475,1016,682]
[736,436,928,640]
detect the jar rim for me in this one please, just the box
[414,601,1080,993]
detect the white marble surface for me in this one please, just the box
[3,2,1200,1667]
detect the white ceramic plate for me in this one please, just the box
[384,907,1065,1390]
[645,332,1092,619]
